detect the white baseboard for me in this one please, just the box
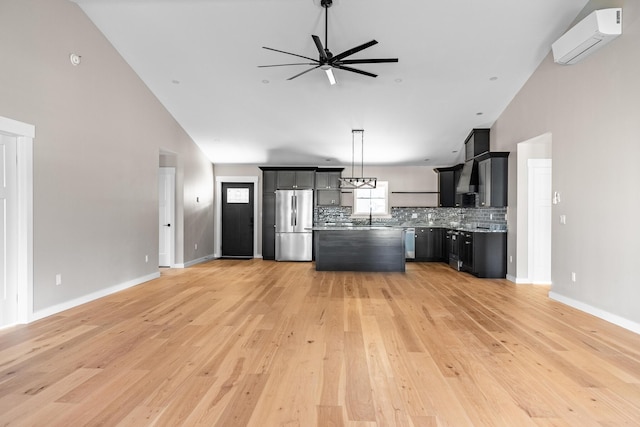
[506,274,530,284]
[30,272,160,322]
[175,254,215,268]
[549,291,640,335]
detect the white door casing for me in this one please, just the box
[0,116,34,326]
[0,135,18,327]
[528,159,552,285]
[215,176,259,259]
[158,167,175,267]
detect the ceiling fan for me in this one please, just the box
[258,0,398,85]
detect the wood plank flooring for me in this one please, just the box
[1,260,640,426]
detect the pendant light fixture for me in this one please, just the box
[339,129,377,189]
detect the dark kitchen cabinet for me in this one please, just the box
[316,169,343,206]
[460,231,474,272]
[260,170,277,260]
[263,170,277,193]
[477,152,509,207]
[460,231,507,278]
[277,169,315,189]
[415,227,444,261]
[435,164,463,207]
[464,129,490,161]
[262,193,276,260]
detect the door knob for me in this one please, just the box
[164,224,171,227]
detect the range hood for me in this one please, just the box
[456,159,478,194]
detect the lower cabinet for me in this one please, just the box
[460,231,507,278]
[415,228,444,261]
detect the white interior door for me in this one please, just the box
[158,167,175,267]
[528,159,552,284]
[0,135,18,327]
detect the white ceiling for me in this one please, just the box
[73,0,588,167]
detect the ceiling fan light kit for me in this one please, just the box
[340,129,377,190]
[259,0,398,85]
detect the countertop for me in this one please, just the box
[312,223,506,233]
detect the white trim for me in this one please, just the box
[0,116,35,138]
[174,254,215,268]
[549,291,640,335]
[215,176,259,258]
[0,116,34,324]
[506,274,550,285]
[507,274,528,284]
[31,272,160,322]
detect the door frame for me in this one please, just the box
[215,176,259,259]
[158,167,176,267]
[0,116,34,325]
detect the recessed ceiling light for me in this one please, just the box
[171,79,180,84]
[424,158,430,162]
[476,112,483,116]
[489,76,498,81]
[262,79,270,84]
[452,150,458,153]
[394,78,403,83]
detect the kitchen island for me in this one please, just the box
[312,226,406,272]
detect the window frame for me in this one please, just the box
[351,181,391,218]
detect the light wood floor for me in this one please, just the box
[1,260,640,426]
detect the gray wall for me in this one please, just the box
[0,0,214,313]
[492,0,640,326]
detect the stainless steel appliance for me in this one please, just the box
[404,228,415,260]
[275,189,313,261]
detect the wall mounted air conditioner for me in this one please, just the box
[552,8,622,65]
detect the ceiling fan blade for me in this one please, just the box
[287,65,322,80]
[262,46,318,62]
[332,64,377,78]
[330,40,378,62]
[312,35,328,62]
[338,58,398,64]
[258,62,318,68]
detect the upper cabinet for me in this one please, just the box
[315,168,343,206]
[276,169,316,189]
[434,164,463,207]
[477,152,509,207]
[464,129,490,161]
[263,170,277,193]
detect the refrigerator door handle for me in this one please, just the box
[293,195,297,226]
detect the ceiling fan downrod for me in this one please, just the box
[321,0,332,51]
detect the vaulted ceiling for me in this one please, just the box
[73,0,589,166]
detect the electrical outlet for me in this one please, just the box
[510,255,513,263]
[195,243,198,251]
[56,274,62,286]
[145,255,149,263]
[490,213,493,220]
[560,215,567,224]
[571,272,576,282]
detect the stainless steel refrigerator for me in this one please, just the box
[275,189,313,261]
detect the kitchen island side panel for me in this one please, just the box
[314,229,405,272]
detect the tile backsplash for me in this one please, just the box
[315,206,507,230]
